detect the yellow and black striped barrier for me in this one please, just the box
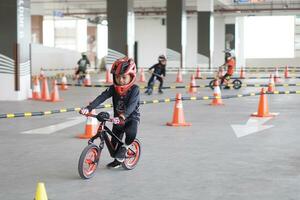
[195,76,300,80]
[166,69,300,73]
[41,67,102,71]
[56,82,300,90]
[1,90,300,119]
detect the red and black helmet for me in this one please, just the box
[158,54,167,62]
[111,57,137,95]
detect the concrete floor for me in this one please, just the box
[0,73,300,200]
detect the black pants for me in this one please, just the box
[221,73,231,85]
[147,75,163,90]
[111,119,138,149]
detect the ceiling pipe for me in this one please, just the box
[62,7,300,17]
[214,7,300,13]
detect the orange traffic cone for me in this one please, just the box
[251,88,276,117]
[284,65,289,78]
[175,69,183,83]
[139,68,146,83]
[195,67,201,79]
[240,67,245,79]
[39,68,45,80]
[274,67,280,83]
[31,76,41,100]
[105,68,113,83]
[49,80,63,102]
[210,80,224,106]
[188,74,197,94]
[41,77,51,101]
[166,93,191,126]
[84,73,91,86]
[78,109,99,139]
[60,74,68,90]
[267,74,275,92]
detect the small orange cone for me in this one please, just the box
[240,67,245,79]
[60,74,68,90]
[84,73,92,86]
[78,109,99,138]
[210,80,224,106]
[175,69,183,83]
[251,88,276,117]
[274,67,280,83]
[31,76,41,100]
[39,68,45,80]
[284,65,289,78]
[49,80,63,102]
[195,67,201,79]
[188,74,197,94]
[166,93,191,126]
[105,68,113,83]
[139,68,146,83]
[267,74,275,92]
[41,77,51,101]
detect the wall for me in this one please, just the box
[242,15,300,68]
[31,15,43,44]
[246,55,300,68]
[135,17,166,68]
[31,44,81,76]
[135,15,198,69]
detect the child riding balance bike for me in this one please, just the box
[209,51,242,90]
[144,55,166,95]
[78,57,141,179]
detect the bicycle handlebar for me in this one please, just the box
[79,111,112,122]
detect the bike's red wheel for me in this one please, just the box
[78,144,101,179]
[122,139,141,170]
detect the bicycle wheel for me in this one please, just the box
[122,139,141,170]
[209,80,215,90]
[232,79,242,89]
[78,144,101,179]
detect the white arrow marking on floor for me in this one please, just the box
[231,113,279,138]
[21,116,86,134]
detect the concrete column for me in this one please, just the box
[166,0,187,68]
[212,16,225,69]
[0,0,31,100]
[197,0,213,69]
[107,0,134,67]
[235,17,246,70]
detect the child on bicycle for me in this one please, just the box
[220,51,235,89]
[75,53,90,84]
[80,57,140,168]
[145,55,166,95]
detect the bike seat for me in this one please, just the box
[96,112,110,122]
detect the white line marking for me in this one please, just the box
[231,113,279,138]
[21,117,85,134]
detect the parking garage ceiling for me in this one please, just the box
[30,0,300,16]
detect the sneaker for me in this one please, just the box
[158,90,163,94]
[106,159,121,169]
[147,89,153,95]
[115,146,127,162]
[223,86,230,89]
[144,89,149,94]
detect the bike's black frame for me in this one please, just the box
[88,121,125,159]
